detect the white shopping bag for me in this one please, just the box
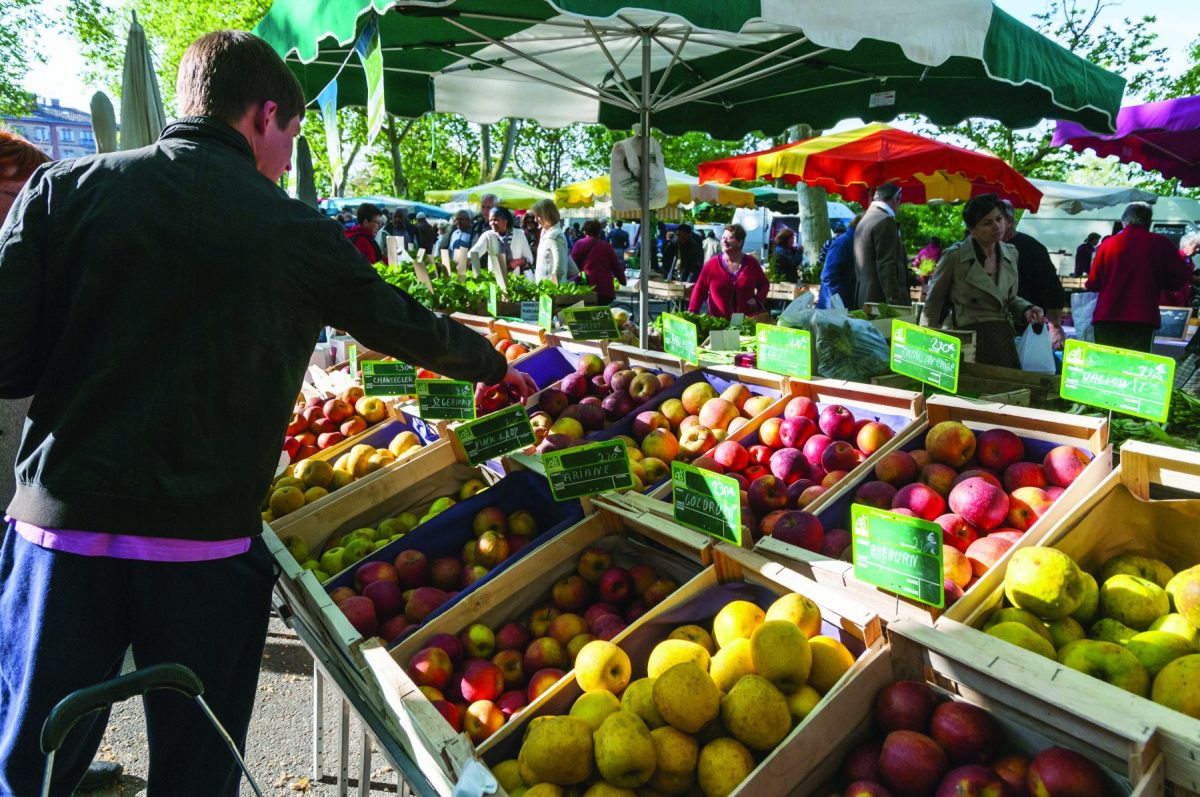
[1017,325,1056,373]
[1070,291,1098,343]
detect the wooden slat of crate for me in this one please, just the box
[962,360,1062,405]
[681,361,790,392]
[607,342,688,375]
[957,440,1200,793]
[490,318,547,347]
[449,312,495,337]
[767,282,805,301]
[646,280,688,300]
[757,396,1111,626]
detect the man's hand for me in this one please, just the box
[476,365,537,406]
[1024,306,1045,325]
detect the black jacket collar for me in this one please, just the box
[159,116,255,163]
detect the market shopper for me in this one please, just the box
[920,194,1044,368]
[687,223,768,320]
[571,219,626,304]
[469,205,533,275]
[664,224,704,283]
[817,213,861,309]
[470,192,497,240]
[345,202,385,264]
[1161,232,1199,308]
[1074,232,1101,276]
[530,198,571,284]
[771,228,802,283]
[607,219,629,260]
[1001,201,1065,348]
[1086,202,1192,352]
[440,209,475,256]
[0,30,534,797]
[415,211,438,252]
[854,183,910,307]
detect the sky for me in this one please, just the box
[21,0,1200,118]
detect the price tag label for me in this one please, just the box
[851,505,944,608]
[561,306,619,340]
[348,343,358,377]
[362,361,415,396]
[487,283,498,317]
[662,313,698,364]
[416,379,476,421]
[519,301,540,324]
[454,404,536,465]
[755,324,812,379]
[890,320,960,392]
[1060,340,1174,422]
[671,461,742,545]
[543,440,633,501]
[539,294,555,332]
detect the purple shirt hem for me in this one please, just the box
[10,519,251,562]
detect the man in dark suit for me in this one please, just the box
[854,183,909,307]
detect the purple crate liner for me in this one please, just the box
[519,346,584,390]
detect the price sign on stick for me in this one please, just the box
[851,504,945,608]
[543,440,633,501]
[662,313,698,364]
[519,302,540,324]
[1060,340,1174,422]
[890,320,960,392]
[538,294,555,332]
[756,324,812,379]
[362,361,416,396]
[453,404,536,465]
[415,379,476,421]
[671,461,742,545]
[347,344,359,378]
[561,306,619,340]
[487,284,498,317]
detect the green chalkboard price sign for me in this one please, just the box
[851,504,945,608]
[671,461,742,545]
[453,404,536,465]
[539,294,554,332]
[519,301,540,324]
[890,320,960,393]
[756,324,812,379]
[415,379,476,421]
[348,343,359,378]
[361,361,416,396]
[1060,339,1174,423]
[487,283,498,317]
[662,313,699,364]
[561,306,619,340]
[543,440,633,501]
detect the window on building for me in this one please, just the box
[60,128,74,143]
[81,130,94,144]
[33,127,49,142]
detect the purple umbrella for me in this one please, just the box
[1052,94,1200,187]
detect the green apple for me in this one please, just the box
[1149,613,1200,649]
[1151,653,1200,719]
[1070,572,1100,625]
[376,518,407,538]
[1045,616,1087,650]
[428,496,456,516]
[1003,547,1086,620]
[397,511,421,531]
[300,559,321,572]
[1166,565,1200,629]
[342,537,372,565]
[983,607,1054,644]
[345,526,378,543]
[985,621,1057,659]
[459,478,488,500]
[370,539,391,553]
[1057,639,1150,697]
[284,536,310,562]
[1100,574,1170,631]
[319,547,346,575]
[1099,553,1174,589]
[1125,630,1194,677]
[1089,617,1138,644]
[313,569,329,583]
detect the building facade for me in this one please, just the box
[2,98,98,160]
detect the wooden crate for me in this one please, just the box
[356,508,713,795]
[767,282,806,301]
[756,394,1112,626]
[786,620,1164,796]
[646,280,688,301]
[449,312,496,338]
[477,545,884,797]
[961,360,1063,406]
[958,441,1200,793]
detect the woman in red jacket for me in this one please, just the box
[570,219,626,304]
[688,223,768,320]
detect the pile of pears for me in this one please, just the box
[491,592,859,797]
[983,546,1200,718]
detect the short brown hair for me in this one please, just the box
[0,130,51,181]
[530,198,560,226]
[583,219,603,237]
[725,223,747,243]
[177,31,305,128]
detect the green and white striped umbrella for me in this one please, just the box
[255,0,1125,138]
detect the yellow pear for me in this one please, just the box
[1150,613,1200,649]
[985,621,1057,659]
[668,624,715,654]
[647,726,699,795]
[1151,654,1200,719]
[594,711,657,789]
[569,690,621,733]
[750,621,812,694]
[712,601,765,649]
[708,638,755,693]
[492,759,524,793]
[521,716,593,786]
[1101,574,1170,630]
[621,677,666,729]
[647,639,710,678]
[720,675,791,751]
[764,593,823,639]
[524,785,565,797]
[806,636,855,694]
[576,640,632,693]
[653,663,720,734]
[582,783,636,797]
[786,685,822,725]
[697,737,755,797]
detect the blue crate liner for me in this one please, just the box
[325,469,585,639]
[813,431,1079,535]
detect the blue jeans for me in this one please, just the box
[0,526,277,796]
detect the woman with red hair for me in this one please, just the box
[0,130,50,222]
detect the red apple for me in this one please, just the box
[934,514,980,553]
[878,730,948,797]
[523,637,567,673]
[598,567,634,603]
[355,560,399,590]
[1042,446,1091,488]
[495,689,528,718]
[772,511,824,553]
[577,545,615,583]
[892,483,947,521]
[819,404,857,440]
[630,565,657,595]
[759,417,785,449]
[1026,747,1108,797]
[964,536,1014,577]
[404,586,448,624]
[1003,461,1048,492]
[930,701,1002,764]
[780,416,819,448]
[934,765,1005,797]
[463,699,505,743]
[362,579,404,618]
[338,596,378,637]
[712,440,750,471]
[526,668,565,701]
[491,649,525,687]
[429,556,462,592]
[784,396,819,422]
[874,680,936,733]
[875,450,920,487]
[425,633,464,666]
[975,428,1024,471]
[431,700,461,732]
[407,646,452,689]
[748,444,774,467]
[857,421,895,456]
[393,549,430,589]
[379,615,411,643]
[844,743,883,782]
[770,447,811,484]
[495,622,531,652]
[821,440,859,474]
[948,477,1010,531]
[459,658,504,703]
[855,480,898,510]
[551,574,591,613]
[748,475,788,515]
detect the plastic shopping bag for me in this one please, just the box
[1017,325,1056,373]
[1071,291,1098,343]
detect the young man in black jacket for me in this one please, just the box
[0,30,533,796]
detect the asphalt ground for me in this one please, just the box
[72,615,403,797]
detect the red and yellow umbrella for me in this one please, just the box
[699,123,1042,210]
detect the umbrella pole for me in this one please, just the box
[638,32,651,349]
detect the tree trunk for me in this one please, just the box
[386,116,417,197]
[791,124,830,278]
[488,119,519,181]
[479,123,492,179]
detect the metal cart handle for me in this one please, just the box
[40,663,203,754]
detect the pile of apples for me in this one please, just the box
[980,546,1200,720]
[331,504,539,644]
[475,337,537,415]
[263,430,427,522]
[532,355,676,453]
[403,545,680,745]
[762,421,1093,602]
[492,591,858,797]
[284,386,390,463]
[832,678,1116,796]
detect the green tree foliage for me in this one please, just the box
[0,0,43,118]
